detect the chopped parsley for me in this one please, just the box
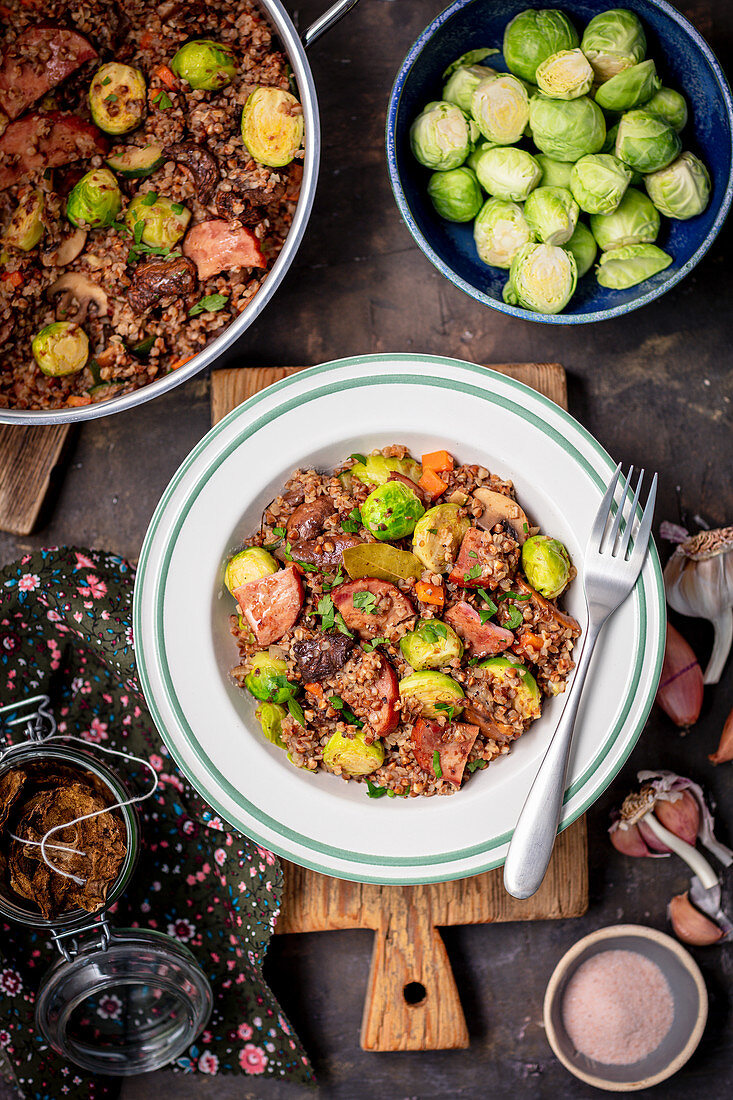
[467,759,488,774]
[363,636,388,652]
[101,75,112,85]
[366,780,388,799]
[273,526,287,538]
[287,698,305,725]
[419,620,448,643]
[281,541,317,572]
[468,550,478,558]
[341,507,362,534]
[140,190,158,206]
[189,292,229,317]
[152,89,173,110]
[171,201,184,215]
[353,590,378,614]
[104,92,118,103]
[317,595,336,631]
[477,587,498,624]
[463,564,483,582]
[498,590,531,602]
[503,606,524,630]
[435,702,458,722]
[335,611,352,637]
[432,749,443,778]
[523,522,529,534]
[329,695,363,728]
[350,453,366,465]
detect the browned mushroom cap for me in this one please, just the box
[163,141,220,204]
[41,226,87,268]
[473,487,531,545]
[47,272,108,322]
[127,255,197,314]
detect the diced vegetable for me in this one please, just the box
[412,503,470,573]
[415,581,445,607]
[244,652,299,704]
[224,547,277,593]
[398,670,465,719]
[400,619,463,670]
[89,63,147,135]
[419,468,449,500]
[322,730,385,776]
[106,143,164,178]
[241,87,303,168]
[422,450,454,472]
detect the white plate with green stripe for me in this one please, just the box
[133,355,665,885]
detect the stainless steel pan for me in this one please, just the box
[0,0,359,425]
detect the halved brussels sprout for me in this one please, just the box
[398,670,465,719]
[412,503,470,573]
[590,187,660,250]
[535,48,593,100]
[350,454,422,487]
[241,87,304,168]
[594,59,660,112]
[644,153,711,220]
[474,146,542,202]
[529,94,606,162]
[536,154,574,189]
[400,619,464,670]
[521,535,573,597]
[473,197,534,268]
[4,188,44,250]
[89,62,147,135]
[245,652,299,704]
[471,75,529,145]
[596,243,672,288]
[523,186,579,246]
[569,153,633,214]
[645,87,688,133]
[66,168,122,229]
[410,101,475,171]
[322,730,385,776]
[170,39,236,90]
[615,109,681,173]
[224,547,277,593]
[106,143,165,179]
[581,9,646,83]
[478,656,541,721]
[256,702,287,749]
[564,222,597,278]
[427,167,482,222]
[503,242,577,314]
[125,193,191,248]
[31,322,89,377]
[443,64,498,114]
[361,482,425,541]
[503,9,579,83]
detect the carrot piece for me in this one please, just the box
[154,64,177,90]
[422,449,454,472]
[419,468,448,500]
[66,395,92,407]
[1,270,24,288]
[170,354,195,370]
[416,581,444,607]
[304,682,323,697]
[140,30,154,48]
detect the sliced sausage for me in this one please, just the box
[448,526,520,590]
[444,600,514,657]
[291,632,355,683]
[234,564,304,645]
[0,26,98,121]
[0,112,108,191]
[182,219,265,279]
[280,534,362,570]
[163,141,220,204]
[127,256,197,314]
[411,718,480,787]
[286,497,335,542]
[339,653,399,737]
[332,578,415,641]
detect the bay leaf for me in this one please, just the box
[342,543,423,584]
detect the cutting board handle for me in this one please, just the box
[360,895,469,1051]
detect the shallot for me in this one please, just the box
[654,622,704,729]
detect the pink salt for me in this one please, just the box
[561,949,674,1065]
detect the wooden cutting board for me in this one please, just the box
[211,361,587,1053]
[0,424,72,535]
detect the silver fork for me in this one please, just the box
[503,464,658,900]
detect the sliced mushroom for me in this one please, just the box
[163,141,220,204]
[473,487,531,545]
[41,227,87,268]
[47,272,108,322]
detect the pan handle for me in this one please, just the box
[302,0,360,48]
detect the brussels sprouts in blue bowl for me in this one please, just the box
[386,0,733,323]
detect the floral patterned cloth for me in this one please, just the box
[0,548,313,1098]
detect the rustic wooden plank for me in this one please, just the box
[0,424,71,536]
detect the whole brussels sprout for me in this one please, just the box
[443,64,498,114]
[473,197,534,269]
[474,146,542,202]
[256,702,287,749]
[644,152,711,220]
[503,9,579,83]
[503,242,577,314]
[400,619,464,670]
[596,243,672,289]
[471,74,529,145]
[590,187,660,251]
[322,730,385,776]
[466,139,497,173]
[413,503,470,572]
[570,153,633,214]
[361,481,425,541]
[410,101,475,171]
[524,186,579,246]
[615,109,681,173]
[564,222,597,278]
[594,59,660,113]
[535,48,593,100]
[241,87,304,168]
[245,652,299,705]
[170,39,236,90]
[224,547,277,593]
[521,535,573,597]
[536,154,574,189]
[31,322,89,377]
[645,87,688,132]
[601,122,619,155]
[427,167,482,222]
[125,193,191,248]
[66,168,122,228]
[581,9,647,83]
[478,657,541,720]
[89,62,146,135]
[528,94,606,162]
[398,670,465,719]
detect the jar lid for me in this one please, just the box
[35,928,212,1075]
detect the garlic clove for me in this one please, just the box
[669,891,724,946]
[709,706,733,766]
[654,790,700,847]
[655,622,704,730]
[637,817,673,854]
[609,822,653,858]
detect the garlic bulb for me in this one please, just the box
[664,526,733,684]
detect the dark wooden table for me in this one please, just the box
[1,1,732,1097]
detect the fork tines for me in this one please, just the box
[593,463,658,563]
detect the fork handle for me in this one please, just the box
[503,621,601,900]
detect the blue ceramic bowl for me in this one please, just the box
[386,0,733,324]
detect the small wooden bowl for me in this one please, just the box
[544,924,707,1092]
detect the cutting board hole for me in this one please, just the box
[403,982,427,1006]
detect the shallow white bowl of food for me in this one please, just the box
[133,354,665,884]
